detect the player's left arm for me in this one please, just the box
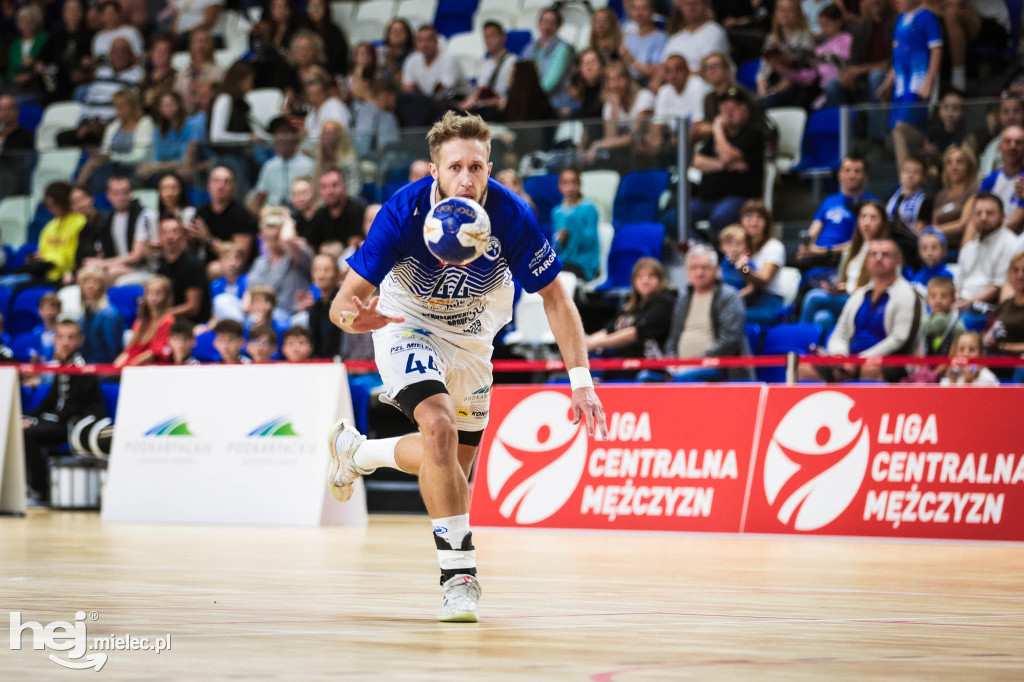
[920,45,942,99]
[538,279,608,439]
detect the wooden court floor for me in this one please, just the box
[1,510,1022,680]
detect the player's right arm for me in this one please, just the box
[330,269,404,333]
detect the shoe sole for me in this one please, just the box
[326,417,359,503]
[438,610,479,623]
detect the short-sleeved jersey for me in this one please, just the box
[347,177,563,353]
[980,169,1023,218]
[891,8,942,98]
[813,192,878,248]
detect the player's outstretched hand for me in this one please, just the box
[571,386,608,439]
[349,295,405,332]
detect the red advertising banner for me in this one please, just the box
[743,387,1024,541]
[470,385,765,532]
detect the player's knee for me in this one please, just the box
[419,409,459,455]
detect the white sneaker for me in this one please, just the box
[326,418,370,503]
[438,574,482,623]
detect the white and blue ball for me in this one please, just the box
[423,197,491,266]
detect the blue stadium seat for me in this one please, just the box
[380,180,406,202]
[0,285,12,320]
[793,107,846,173]
[434,0,479,37]
[187,188,210,206]
[18,104,42,133]
[27,204,54,244]
[107,284,144,327]
[737,60,760,92]
[11,332,36,362]
[745,322,762,355]
[9,285,56,336]
[506,30,532,56]
[193,330,219,362]
[8,243,36,272]
[522,173,561,227]
[757,322,823,382]
[597,222,665,290]
[100,381,120,418]
[612,170,670,227]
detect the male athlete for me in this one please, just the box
[328,111,607,622]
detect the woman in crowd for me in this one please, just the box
[582,60,654,168]
[733,199,788,325]
[378,19,413,81]
[987,252,1024,357]
[8,4,48,97]
[525,8,573,102]
[284,30,328,114]
[139,34,177,113]
[302,0,348,77]
[931,143,979,249]
[495,169,538,217]
[757,0,818,109]
[314,120,361,198]
[137,91,200,183]
[925,90,977,160]
[346,42,377,104]
[114,275,175,366]
[559,48,605,120]
[589,8,624,65]
[209,61,266,194]
[302,67,351,146]
[157,172,196,227]
[619,0,664,87]
[800,200,890,330]
[38,0,93,98]
[249,0,301,88]
[77,264,124,364]
[77,89,154,193]
[71,184,106,272]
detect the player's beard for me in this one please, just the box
[437,182,487,206]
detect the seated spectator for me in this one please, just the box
[885,155,931,265]
[978,96,1024,178]
[551,167,600,281]
[733,199,788,325]
[378,19,414,82]
[796,156,875,269]
[502,60,557,140]
[587,257,677,359]
[523,8,574,103]
[163,0,221,46]
[313,120,362,199]
[924,90,977,161]
[302,67,352,143]
[582,61,654,168]
[304,168,364,250]
[113,275,175,366]
[940,0,1012,93]
[302,0,348,77]
[91,0,144,63]
[248,0,301,89]
[955,193,1018,328]
[58,37,144,149]
[941,332,999,385]
[209,61,268,193]
[284,30,327,109]
[910,228,954,294]
[246,324,277,363]
[664,245,752,380]
[290,175,319,238]
[77,88,154,192]
[248,207,313,317]
[304,254,342,358]
[689,87,764,237]
[167,318,199,364]
[0,95,36,197]
[172,28,224,105]
[589,7,624,65]
[811,4,853,109]
[22,293,60,361]
[822,0,894,128]
[696,52,775,145]
[347,42,377,104]
[22,319,104,504]
[210,243,248,319]
[874,0,943,171]
[156,216,211,324]
[0,182,86,288]
[931,143,979,248]
[399,24,469,124]
[157,172,196,226]
[648,54,708,149]
[799,238,922,382]
[8,5,48,98]
[800,200,890,329]
[77,264,124,363]
[191,166,258,275]
[620,0,665,87]
[495,169,538,217]
[248,117,315,213]
[558,48,605,121]
[212,319,249,364]
[281,325,314,362]
[756,0,818,109]
[985,252,1024,356]
[80,175,156,286]
[661,0,730,72]
[140,34,177,113]
[352,77,400,158]
[242,285,290,334]
[137,92,201,184]
[38,0,94,97]
[409,159,431,183]
[921,276,964,357]
[71,185,107,273]
[458,22,515,120]
[718,224,750,292]
[978,126,1024,232]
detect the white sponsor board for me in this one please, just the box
[0,368,26,515]
[102,365,366,526]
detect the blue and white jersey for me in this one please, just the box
[891,8,942,98]
[347,177,563,352]
[812,192,878,248]
[980,169,1023,218]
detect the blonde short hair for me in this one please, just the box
[719,224,750,249]
[426,111,491,163]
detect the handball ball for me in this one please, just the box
[423,197,491,266]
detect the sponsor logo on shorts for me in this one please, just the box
[763,392,869,531]
[456,408,470,417]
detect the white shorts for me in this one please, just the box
[372,325,493,433]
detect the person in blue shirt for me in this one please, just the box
[875,0,942,171]
[324,112,607,623]
[77,265,124,364]
[796,156,876,270]
[910,227,953,295]
[551,167,600,281]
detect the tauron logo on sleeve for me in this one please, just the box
[763,392,869,531]
[486,392,587,524]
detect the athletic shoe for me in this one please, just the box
[438,574,482,623]
[326,418,370,503]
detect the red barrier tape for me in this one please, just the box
[12,354,1024,375]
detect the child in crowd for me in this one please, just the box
[718,225,752,293]
[552,167,600,281]
[910,228,953,294]
[26,293,61,361]
[290,175,319,240]
[812,4,852,109]
[168,319,199,365]
[210,244,248,303]
[281,326,314,362]
[886,157,932,237]
[212,319,249,364]
[245,324,277,363]
[114,276,175,367]
[921,277,964,356]
[245,285,290,334]
[940,332,999,386]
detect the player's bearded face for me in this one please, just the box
[432,139,492,205]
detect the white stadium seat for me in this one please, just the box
[0,195,34,248]
[245,88,284,129]
[36,101,82,151]
[396,0,438,27]
[776,266,802,307]
[171,51,191,72]
[446,32,483,82]
[131,189,160,213]
[31,149,82,205]
[581,170,620,226]
[355,0,396,24]
[766,106,806,174]
[331,1,358,31]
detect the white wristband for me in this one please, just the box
[337,310,357,327]
[568,367,594,391]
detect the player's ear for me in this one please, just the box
[429,163,438,180]
[486,162,493,177]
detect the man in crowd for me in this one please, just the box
[157,216,211,324]
[192,165,258,276]
[0,95,34,196]
[81,175,156,285]
[248,117,315,213]
[304,168,365,250]
[796,156,876,269]
[399,24,468,126]
[955,193,1019,328]
[979,125,1024,229]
